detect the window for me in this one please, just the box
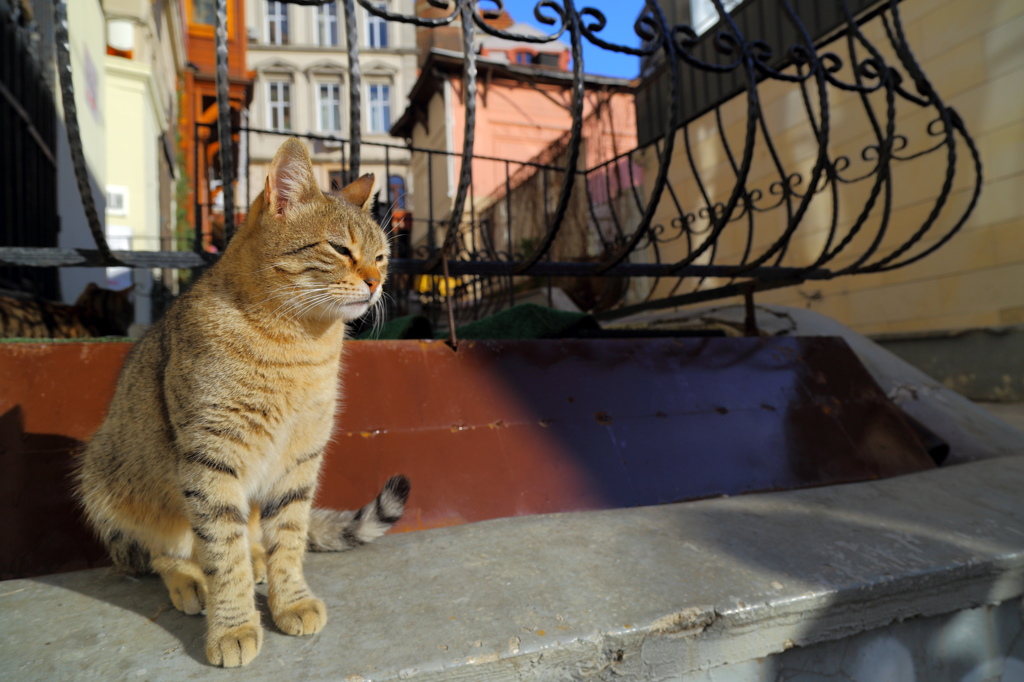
[387,175,406,209]
[329,170,349,192]
[267,81,291,131]
[192,0,215,26]
[317,83,342,132]
[691,0,742,36]
[315,3,338,47]
[367,83,391,133]
[106,185,129,217]
[266,1,288,45]
[515,52,532,65]
[366,3,388,48]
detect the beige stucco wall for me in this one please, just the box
[407,86,453,242]
[101,0,186,252]
[639,0,1023,335]
[244,0,417,207]
[104,57,163,250]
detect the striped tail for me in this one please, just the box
[306,475,411,552]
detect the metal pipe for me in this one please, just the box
[215,0,235,243]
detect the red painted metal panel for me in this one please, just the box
[322,338,933,532]
[0,337,933,578]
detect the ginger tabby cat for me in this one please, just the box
[75,138,410,667]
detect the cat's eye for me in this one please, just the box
[330,243,352,258]
[375,254,385,263]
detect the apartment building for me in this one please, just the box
[244,0,417,211]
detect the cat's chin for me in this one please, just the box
[333,299,373,322]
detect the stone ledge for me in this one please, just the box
[2,456,1023,680]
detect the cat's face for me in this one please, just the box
[249,139,389,324]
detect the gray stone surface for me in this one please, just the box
[3,455,1024,681]
[873,325,1024,402]
[978,402,1024,435]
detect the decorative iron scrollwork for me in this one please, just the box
[24,0,981,327]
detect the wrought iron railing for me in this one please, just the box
[0,0,983,328]
[0,0,59,299]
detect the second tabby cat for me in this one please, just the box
[0,283,133,338]
[75,138,409,667]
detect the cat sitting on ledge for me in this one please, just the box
[74,138,410,667]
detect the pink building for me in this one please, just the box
[391,18,636,259]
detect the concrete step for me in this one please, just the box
[3,456,1024,680]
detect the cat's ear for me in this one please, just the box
[265,138,320,218]
[339,173,375,212]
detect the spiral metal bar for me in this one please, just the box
[343,0,362,179]
[214,0,235,242]
[53,0,117,264]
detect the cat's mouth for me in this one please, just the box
[336,298,373,319]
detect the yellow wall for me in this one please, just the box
[640,0,1024,335]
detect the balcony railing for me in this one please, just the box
[0,0,983,328]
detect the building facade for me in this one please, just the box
[102,0,187,316]
[181,0,254,254]
[391,8,637,313]
[391,26,636,258]
[243,0,418,216]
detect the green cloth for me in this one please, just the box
[354,315,433,340]
[448,304,599,340]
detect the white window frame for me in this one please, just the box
[266,80,291,131]
[365,3,388,48]
[316,82,342,133]
[367,82,392,134]
[106,185,129,217]
[265,1,288,45]
[314,2,338,47]
[691,0,742,36]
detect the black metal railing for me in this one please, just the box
[0,0,983,330]
[0,0,59,299]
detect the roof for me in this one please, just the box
[476,22,570,53]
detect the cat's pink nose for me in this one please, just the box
[358,266,381,294]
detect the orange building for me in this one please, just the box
[180,0,254,252]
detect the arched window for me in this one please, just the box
[388,175,406,209]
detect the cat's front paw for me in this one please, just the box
[273,597,327,636]
[166,572,206,615]
[206,623,263,667]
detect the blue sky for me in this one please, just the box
[493,1,645,79]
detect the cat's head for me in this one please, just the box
[75,282,134,336]
[243,138,389,325]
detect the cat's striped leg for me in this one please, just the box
[260,457,327,637]
[249,504,267,584]
[180,451,263,667]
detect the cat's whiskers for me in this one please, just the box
[255,282,336,327]
[253,284,322,322]
[368,291,389,338]
[378,192,405,236]
[285,290,337,323]
[289,285,373,324]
